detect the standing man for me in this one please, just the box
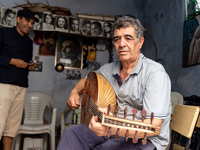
[0,9,37,150]
[58,16,171,150]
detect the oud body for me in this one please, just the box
[81,72,117,125]
[80,72,160,140]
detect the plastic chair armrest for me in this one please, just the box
[51,108,57,128]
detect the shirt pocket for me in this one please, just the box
[129,91,142,109]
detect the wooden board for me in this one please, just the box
[196,106,200,128]
[170,105,199,138]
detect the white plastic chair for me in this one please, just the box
[60,107,73,137]
[60,106,81,137]
[171,91,184,114]
[12,91,57,150]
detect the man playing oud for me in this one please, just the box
[58,16,171,150]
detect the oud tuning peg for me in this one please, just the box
[141,110,147,122]
[150,112,154,124]
[107,104,112,137]
[132,108,137,121]
[114,106,120,140]
[132,108,138,143]
[124,107,127,118]
[115,128,120,140]
[114,106,119,117]
[132,131,138,143]
[124,107,129,141]
[107,104,111,115]
[142,133,147,145]
[141,110,147,145]
[107,127,111,137]
[125,130,129,142]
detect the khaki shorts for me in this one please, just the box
[0,83,27,139]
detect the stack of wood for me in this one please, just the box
[11,1,71,16]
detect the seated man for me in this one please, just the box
[57,16,171,150]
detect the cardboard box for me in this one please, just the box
[23,138,43,150]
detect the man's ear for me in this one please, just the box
[16,16,20,24]
[139,37,144,49]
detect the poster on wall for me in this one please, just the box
[0,7,18,27]
[66,70,81,80]
[183,14,200,67]
[30,56,43,72]
[103,22,112,38]
[90,20,104,37]
[33,12,43,30]
[69,17,80,34]
[35,31,57,56]
[86,61,101,71]
[55,33,83,69]
[42,12,55,31]
[79,19,91,36]
[55,15,69,32]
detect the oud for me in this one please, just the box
[81,72,160,145]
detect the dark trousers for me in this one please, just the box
[57,124,156,150]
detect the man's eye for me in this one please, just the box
[126,37,133,41]
[114,39,119,43]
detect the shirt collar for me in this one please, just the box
[13,26,27,37]
[131,53,144,75]
[112,53,144,76]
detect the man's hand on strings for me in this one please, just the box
[89,107,113,136]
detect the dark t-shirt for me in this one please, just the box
[0,27,33,87]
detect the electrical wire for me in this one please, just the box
[144,32,158,61]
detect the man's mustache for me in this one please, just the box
[118,47,130,52]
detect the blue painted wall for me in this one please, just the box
[1,0,144,125]
[143,0,200,97]
[2,0,197,126]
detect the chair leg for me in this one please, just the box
[43,133,48,150]
[185,138,191,150]
[169,130,176,150]
[50,133,55,150]
[14,134,21,150]
[196,128,200,150]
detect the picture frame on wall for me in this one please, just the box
[69,17,80,34]
[79,19,91,36]
[103,22,112,38]
[1,7,18,27]
[33,12,43,30]
[55,33,83,69]
[90,20,104,37]
[183,14,200,67]
[42,12,55,31]
[55,15,69,32]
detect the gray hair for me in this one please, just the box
[112,16,144,42]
